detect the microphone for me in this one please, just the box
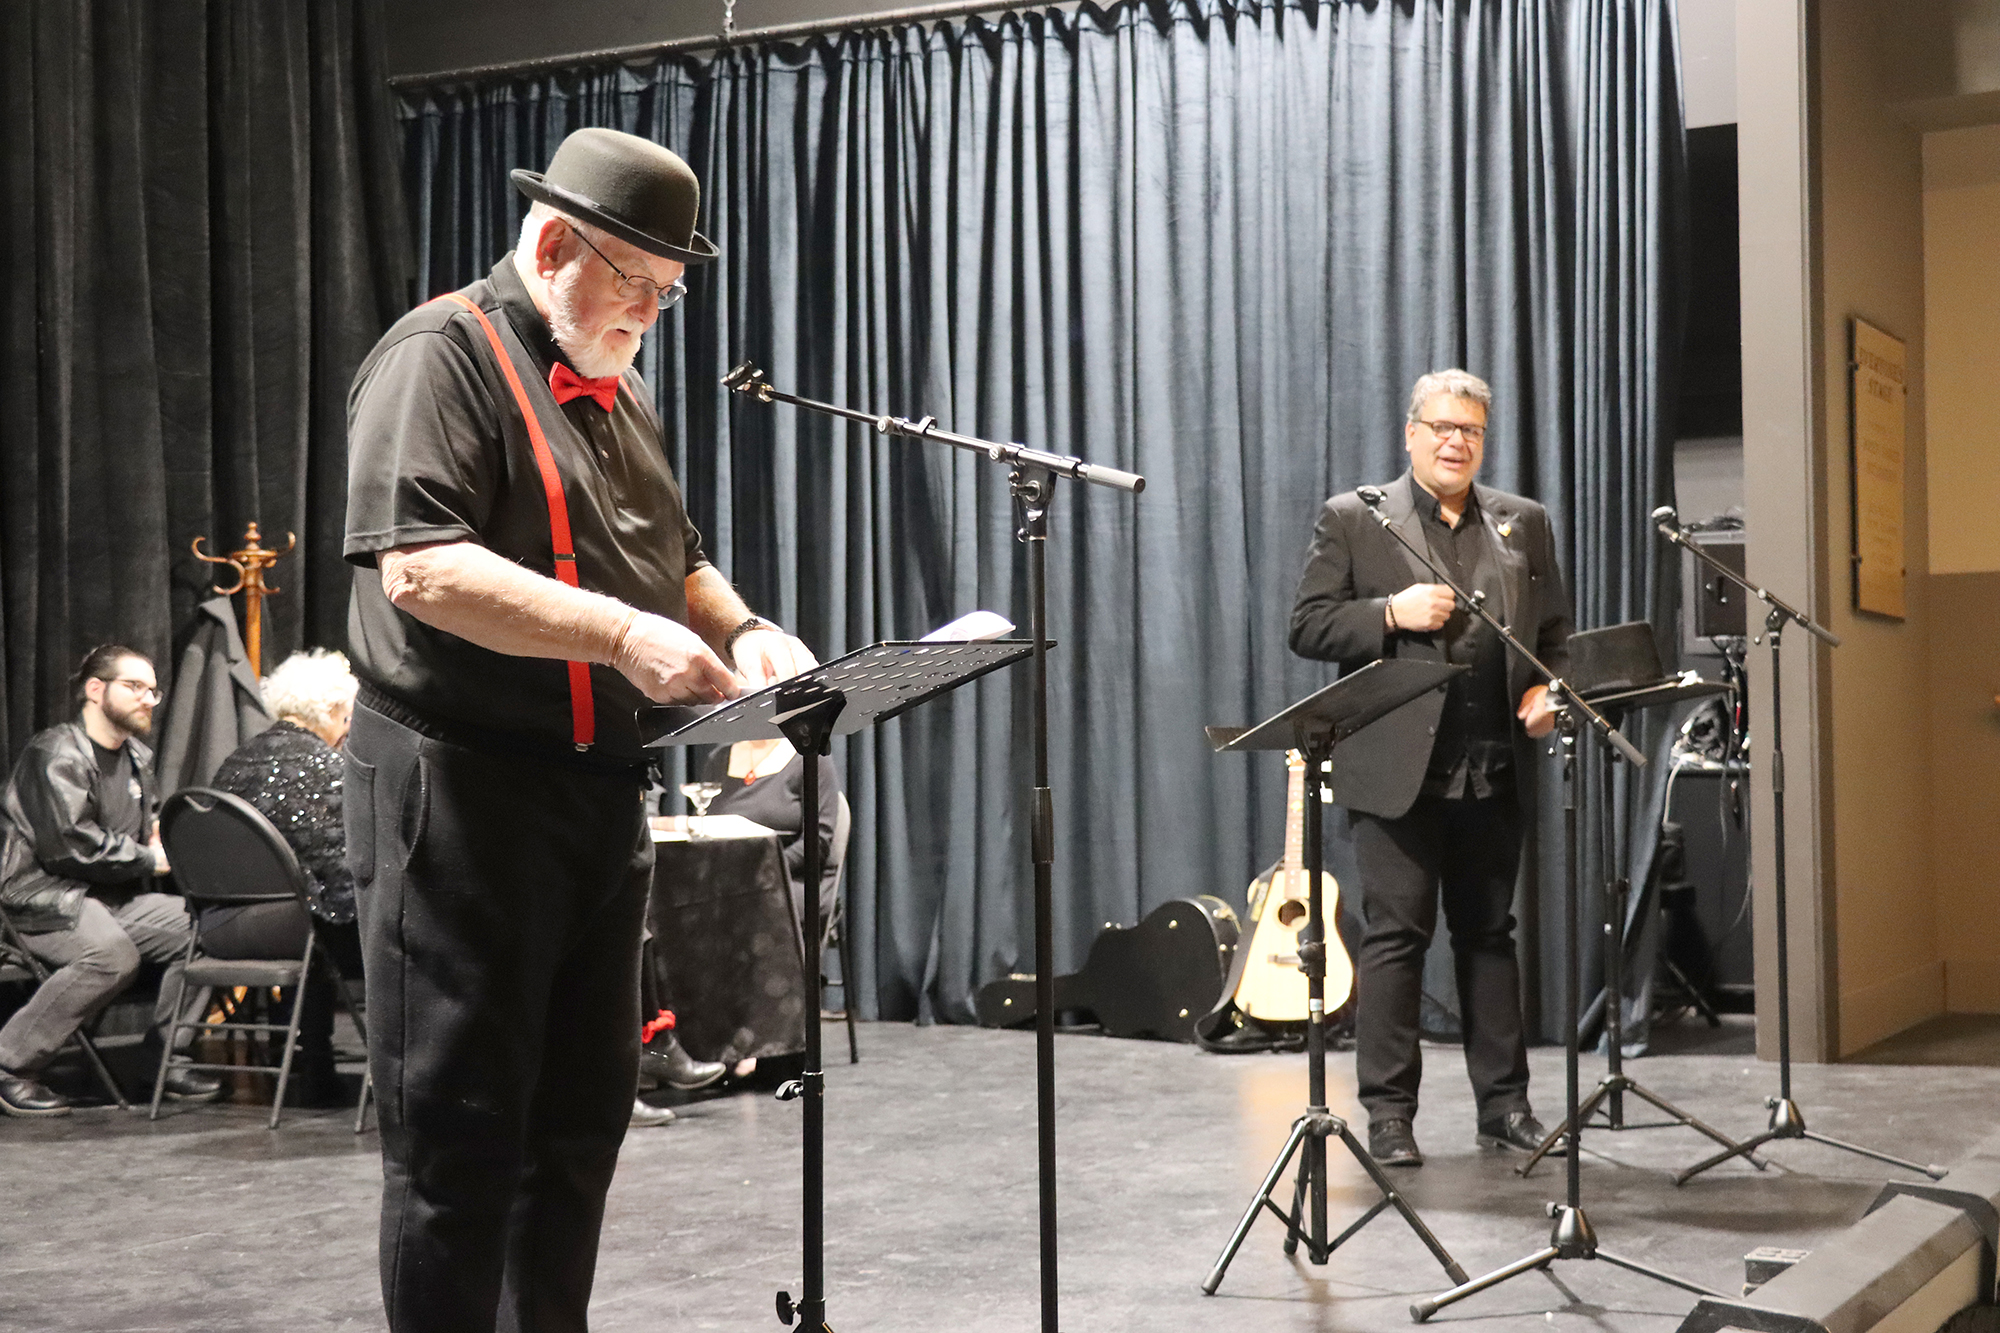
[1651,504,1679,527]
[1357,485,1387,507]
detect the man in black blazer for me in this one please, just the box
[1290,369,1572,1168]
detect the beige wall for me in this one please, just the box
[1930,574,2000,1010]
[1921,125,2000,1013]
[1815,0,1943,1057]
[1923,125,2000,574]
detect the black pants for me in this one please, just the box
[1349,794,1530,1125]
[198,902,364,1057]
[345,702,652,1333]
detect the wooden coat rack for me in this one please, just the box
[193,523,295,678]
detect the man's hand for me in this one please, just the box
[1386,583,1456,633]
[612,613,742,704]
[1517,684,1557,738]
[731,628,819,689]
[147,828,171,877]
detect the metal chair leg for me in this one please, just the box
[834,906,859,1065]
[148,940,198,1121]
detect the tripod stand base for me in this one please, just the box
[1674,1097,1947,1185]
[776,1290,832,1332]
[1518,1074,1765,1177]
[1204,1110,1468,1296]
[1408,1204,1722,1322]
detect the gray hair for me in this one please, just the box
[518,201,603,259]
[260,649,358,731]
[1406,369,1493,422]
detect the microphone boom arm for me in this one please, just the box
[1651,508,1839,647]
[723,362,1145,494]
[1358,491,1646,768]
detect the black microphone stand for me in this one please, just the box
[1342,488,1721,1319]
[1651,508,1946,1186]
[723,363,1146,1332]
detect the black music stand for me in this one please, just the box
[643,638,1034,1333]
[1202,659,1472,1297]
[1514,670,1757,1178]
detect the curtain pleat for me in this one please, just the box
[0,0,410,762]
[401,0,1684,1034]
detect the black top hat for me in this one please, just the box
[510,128,719,266]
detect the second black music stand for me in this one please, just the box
[643,638,1035,1333]
[1202,658,1471,1297]
[1515,653,1756,1177]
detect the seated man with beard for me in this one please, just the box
[0,645,221,1116]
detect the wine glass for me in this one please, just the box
[680,781,723,833]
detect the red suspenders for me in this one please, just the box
[433,291,597,751]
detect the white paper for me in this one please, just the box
[920,610,1015,643]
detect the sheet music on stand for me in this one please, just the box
[640,639,1036,748]
[1206,658,1465,753]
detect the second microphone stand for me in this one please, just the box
[1653,510,1945,1186]
[723,363,1147,1332]
[1336,488,1717,1319]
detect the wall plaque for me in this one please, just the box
[1850,318,1906,618]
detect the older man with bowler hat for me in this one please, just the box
[344,128,814,1332]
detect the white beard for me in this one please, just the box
[547,268,641,379]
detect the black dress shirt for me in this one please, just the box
[1410,476,1514,800]
[344,256,708,762]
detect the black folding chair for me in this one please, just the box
[152,788,368,1129]
[0,901,132,1110]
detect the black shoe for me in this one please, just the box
[629,1097,678,1128]
[638,1035,727,1092]
[1477,1110,1564,1155]
[160,1063,225,1103]
[284,1054,348,1109]
[0,1070,72,1118]
[1368,1117,1424,1167]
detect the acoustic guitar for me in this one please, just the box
[1230,749,1352,1023]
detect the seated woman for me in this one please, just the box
[699,737,842,936]
[690,739,843,1082]
[198,649,361,1106]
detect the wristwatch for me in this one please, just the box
[722,615,778,658]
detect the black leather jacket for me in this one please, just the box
[0,721,160,933]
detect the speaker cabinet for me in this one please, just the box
[1663,766,1753,1004]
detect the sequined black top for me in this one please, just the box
[212,720,355,924]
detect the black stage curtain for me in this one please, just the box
[0,0,410,762]
[400,0,1685,1034]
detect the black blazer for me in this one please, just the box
[1288,473,1573,819]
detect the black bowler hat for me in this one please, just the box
[510,128,719,266]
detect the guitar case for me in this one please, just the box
[1194,861,1308,1054]
[973,896,1239,1043]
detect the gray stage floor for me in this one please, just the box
[2,1017,1995,1333]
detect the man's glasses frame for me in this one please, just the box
[106,677,163,704]
[567,225,687,311]
[1416,418,1487,444]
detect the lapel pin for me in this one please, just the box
[1498,520,1514,538]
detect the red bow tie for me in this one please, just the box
[549,362,621,411]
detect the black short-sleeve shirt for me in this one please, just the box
[344,255,708,762]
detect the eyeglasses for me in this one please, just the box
[107,678,162,704]
[1417,418,1486,444]
[567,226,687,311]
